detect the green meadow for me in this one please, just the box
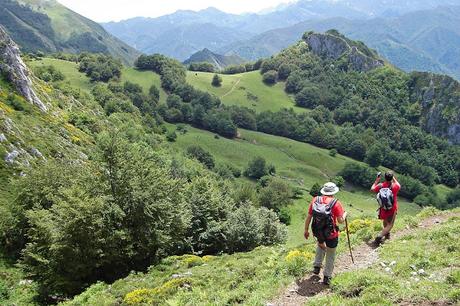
[168,125,422,247]
[28,58,166,102]
[186,71,307,113]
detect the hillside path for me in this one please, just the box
[269,212,460,306]
[220,78,241,98]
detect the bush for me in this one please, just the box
[244,157,268,179]
[329,149,337,157]
[262,70,278,85]
[78,53,122,82]
[186,145,215,169]
[166,131,177,142]
[310,183,322,197]
[284,250,314,277]
[34,65,65,82]
[225,203,287,252]
[189,62,215,73]
[211,74,222,87]
[258,177,293,211]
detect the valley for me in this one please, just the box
[0,1,459,305]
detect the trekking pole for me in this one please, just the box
[345,217,355,264]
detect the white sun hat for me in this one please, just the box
[320,182,340,196]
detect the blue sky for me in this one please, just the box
[57,0,297,22]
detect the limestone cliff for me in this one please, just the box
[0,26,47,111]
[304,32,384,72]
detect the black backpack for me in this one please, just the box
[377,183,394,210]
[311,196,338,243]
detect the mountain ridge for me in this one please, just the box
[0,0,140,64]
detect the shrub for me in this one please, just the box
[211,74,222,87]
[124,278,192,305]
[262,70,278,85]
[329,149,337,157]
[310,183,321,197]
[285,250,314,277]
[166,131,177,142]
[225,203,287,252]
[78,53,122,82]
[258,177,293,211]
[34,65,65,82]
[244,157,268,179]
[186,145,215,169]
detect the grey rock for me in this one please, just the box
[0,26,47,112]
[348,46,384,72]
[30,147,44,159]
[447,124,460,144]
[0,133,6,142]
[305,33,383,72]
[305,33,350,60]
[5,150,19,164]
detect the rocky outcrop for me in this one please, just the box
[0,26,47,112]
[411,72,460,144]
[305,33,350,60]
[304,32,384,72]
[348,46,384,72]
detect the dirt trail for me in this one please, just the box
[270,212,460,306]
[220,78,241,98]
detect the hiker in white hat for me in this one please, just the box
[304,182,348,285]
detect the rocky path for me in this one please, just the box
[269,212,459,306]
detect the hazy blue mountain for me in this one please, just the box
[220,6,460,79]
[101,1,368,58]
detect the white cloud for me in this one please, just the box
[57,0,297,22]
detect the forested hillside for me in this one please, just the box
[0,0,139,64]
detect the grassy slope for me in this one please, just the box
[170,125,421,248]
[186,71,307,113]
[28,58,166,102]
[310,210,460,305]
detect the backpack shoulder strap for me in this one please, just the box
[327,198,338,210]
[316,196,322,204]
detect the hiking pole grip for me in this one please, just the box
[345,217,355,264]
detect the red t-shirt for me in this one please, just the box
[372,181,401,219]
[308,196,344,239]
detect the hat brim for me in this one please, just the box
[320,187,339,195]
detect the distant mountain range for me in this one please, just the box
[0,0,139,64]
[220,5,460,79]
[102,0,460,61]
[183,48,245,70]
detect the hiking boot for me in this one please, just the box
[372,236,382,247]
[385,233,391,240]
[313,266,321,275]
[323,276,332,286]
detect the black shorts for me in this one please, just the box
[325,237,339,249]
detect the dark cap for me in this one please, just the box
[385,171,394,182]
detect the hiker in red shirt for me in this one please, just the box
[371,171,401,246]
[304,182,347,285]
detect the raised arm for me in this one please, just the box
[371,172,382,192]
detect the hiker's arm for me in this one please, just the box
[393,176,400,187]
[304,214,312,239]
[337,211,348,224]
[371,176,381,191]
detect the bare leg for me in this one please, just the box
[380,214,396,237]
